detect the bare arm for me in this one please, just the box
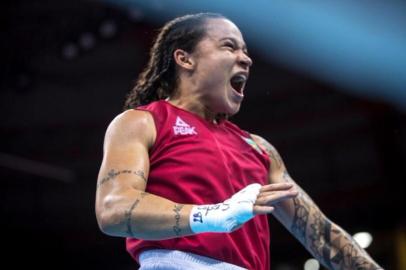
[252,134,383,270]
[95,109,194,240]
[95,110,301,240]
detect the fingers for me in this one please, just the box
[231,183,261,203]
[253,205,274,215]
[236,183,261,195]
[255,188,298,206]
[232,183,297,206]
[259,182,294,192]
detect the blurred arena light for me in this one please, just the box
[79,32,96,50]
[61,18,120,61]
[99,20,117,39]
[353,232,373,249]
[304,258,320,270]
[128,8,144,22]
[128,8,144,21]
[0,153,75,183]
[102,0,406,111]
[62,42,79,60]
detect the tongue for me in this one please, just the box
[231,77,244,93]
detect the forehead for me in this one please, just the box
[203,18,245,44]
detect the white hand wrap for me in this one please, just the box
[189,183,261,233]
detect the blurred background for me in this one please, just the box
[2,0,405,269]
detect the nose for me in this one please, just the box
[238,51,253,69]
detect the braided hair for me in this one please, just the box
[124,13,225,110]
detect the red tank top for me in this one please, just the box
[126,100,271,270]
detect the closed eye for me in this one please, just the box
[223,41,235,50]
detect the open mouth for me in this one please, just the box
[230,74,247,95]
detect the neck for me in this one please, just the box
[167,95,218,123]
[168,76,229,123]
[167,77,219,122]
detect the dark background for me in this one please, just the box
[2,1,405,269]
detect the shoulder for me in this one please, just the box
[250,134,275,154]
[105,109,156,149]
[250,133,285,170]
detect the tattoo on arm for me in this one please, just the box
[308,211,333,267]
[173,204,184,236]
[98,169,128,188]
[291,192,381,269]
[97,169,147,188]
[267,146,283,168]
[291,196,310,245]
[255,136,311,246]
[124,192,148,236]
[134,170,147,183]
[252,136,382,269]
[329,228,380,269]
[282,170,291,182]
[254,136,283,168]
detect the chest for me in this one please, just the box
[149,114,269,197]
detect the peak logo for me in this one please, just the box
[173,116,197,135]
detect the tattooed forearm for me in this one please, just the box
[291,194,382,270]
[329,227,382,269]
[173,204,184,236]
[97,169,147,188]
[291,196,310,245]
[251,135,382,269]
[124,192,148,236]
[291,194,382,269]
[308,211,333,266]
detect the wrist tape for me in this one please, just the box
[189,183,261,233]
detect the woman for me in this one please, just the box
[95,13,382,270]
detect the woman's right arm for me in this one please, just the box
[95,109,194,240]
[95,110,292,240]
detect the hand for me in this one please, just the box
[189,183,262,233]
[253,183,299,214]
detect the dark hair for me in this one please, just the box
[123,13,226,110]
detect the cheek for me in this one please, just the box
[210,58,233,83]
[201,51,232,69]
[199,60,228,84]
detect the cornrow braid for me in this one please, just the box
[123,13,225,110]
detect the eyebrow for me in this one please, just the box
[220,37,248,52]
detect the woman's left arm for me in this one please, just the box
[252,134,384,270]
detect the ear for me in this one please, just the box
[173,49,195,71]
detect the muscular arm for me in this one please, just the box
[95,111,297,240]
[95,110,194,240]
[252,135,383,270]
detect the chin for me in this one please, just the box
[223,102,241,116]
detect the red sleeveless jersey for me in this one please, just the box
[126,100,271,270]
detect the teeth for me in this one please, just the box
[231,74,246,93]
[232,74,247,83]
